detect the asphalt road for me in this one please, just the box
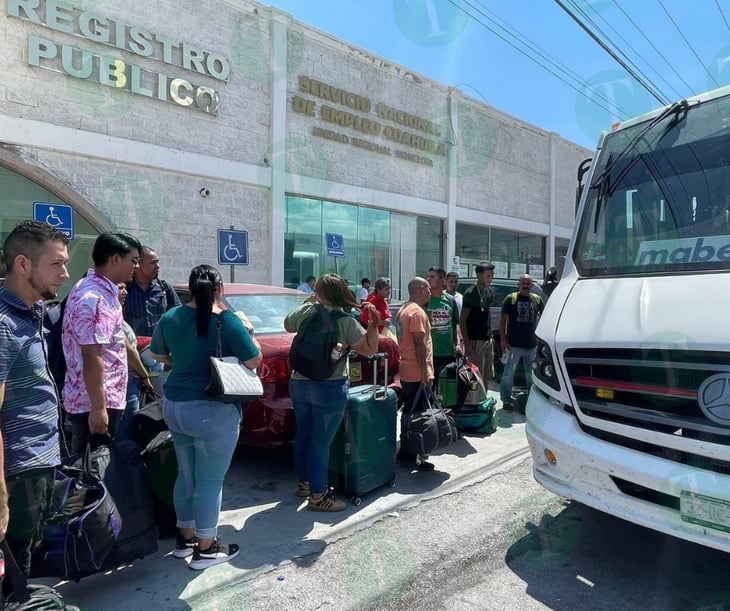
[223,459,730,611]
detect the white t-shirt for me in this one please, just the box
[357,287,369,303]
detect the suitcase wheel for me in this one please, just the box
[352,496,362,506]
[388,480,395,488]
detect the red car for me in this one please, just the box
[173,283,399,447]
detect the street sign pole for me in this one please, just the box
[230,224,235,283]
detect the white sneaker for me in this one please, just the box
[188,538,240,570]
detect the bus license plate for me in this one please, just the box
[680,490,730,533]
[349,362,362,383]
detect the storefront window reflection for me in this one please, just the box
[284,195,442,299]
[455,223,546,279]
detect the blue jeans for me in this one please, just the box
[500,346,536,404]
[289,377,349,495]
[163,399,241,539]
[115,376,141,443]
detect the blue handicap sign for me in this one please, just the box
[33,202,74,239]
[217,229,249,265]
[326,233,345,258]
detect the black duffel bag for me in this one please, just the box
[401,384,459,456]
[36,448,122,581]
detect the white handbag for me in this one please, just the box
[207,314,263,400]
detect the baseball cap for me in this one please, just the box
[474,262,495,273]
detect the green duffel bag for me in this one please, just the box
[452,397,498,435]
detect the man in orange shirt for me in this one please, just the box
[395,277,435,470]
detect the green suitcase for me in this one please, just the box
[329,354,397,505]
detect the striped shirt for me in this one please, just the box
[123,278,180,337]
[0,287,60,477]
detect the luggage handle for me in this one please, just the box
[356,352,389,401]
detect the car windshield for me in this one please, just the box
[574,91,730,277]
[224,293,305,335]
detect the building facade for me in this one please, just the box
[1,0,589,298]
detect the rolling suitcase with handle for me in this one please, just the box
[329,353,398,505]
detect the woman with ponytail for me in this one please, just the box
[150,264,261,570]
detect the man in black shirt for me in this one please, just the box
[499,274,544,412]
[459,262,494,383]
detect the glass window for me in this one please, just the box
[455,222,545,279]
[0,165,100,297]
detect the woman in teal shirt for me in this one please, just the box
[150,264,261,570]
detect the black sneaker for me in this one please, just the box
[189,538,240,570]
[502,402,513,412]
[415,457,435,471]
[172,533,197,559]
[396,452,418,466]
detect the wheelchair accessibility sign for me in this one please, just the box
[217,229,249,265]
[326,233,345,258]
[33,202,74,239]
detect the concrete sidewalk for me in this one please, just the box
[51,398,530,610]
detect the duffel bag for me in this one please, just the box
[402,385,459,456]
[56,440,159,573]
[37,451,122,581]
[453,397,498,435]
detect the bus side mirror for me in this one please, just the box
[576,158,593,216]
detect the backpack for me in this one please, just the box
[509,292,542,307]
[289,305,349,381]
[44,297,68,393]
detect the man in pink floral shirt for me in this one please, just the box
[63,232,142,453]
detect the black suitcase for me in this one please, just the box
[329,354,397,505]
[142,431,179,538]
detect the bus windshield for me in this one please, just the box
[574,91,730,277]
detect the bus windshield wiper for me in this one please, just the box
[589,100,689,233]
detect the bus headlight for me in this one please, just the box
[533,338,561,391]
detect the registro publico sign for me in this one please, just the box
[7,0,230,115]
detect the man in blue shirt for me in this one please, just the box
[123,246,180,337]
[123,246,180,398]
[0,220,69,577]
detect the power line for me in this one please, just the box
[656,0,720,88]
[714,0,730,35]
[569,0,683,101]
[553,0,669,105]
[445,0,637,121]
[612,0,695,95]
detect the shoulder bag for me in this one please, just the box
[207,313,264,400]
[401,384,460,455]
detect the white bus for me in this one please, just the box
[526,86,730,552]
